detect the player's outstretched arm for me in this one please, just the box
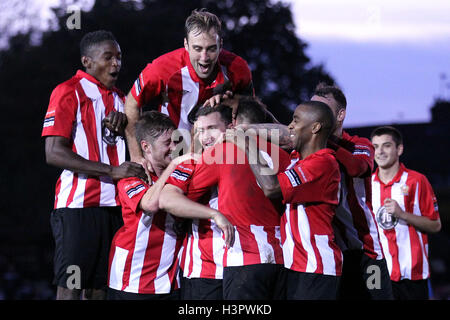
[45,136,146,181]
[124,91,144,163]
[235,123,293,152]
[159,184,235,248]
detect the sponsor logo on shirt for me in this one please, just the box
[400,184,409,196]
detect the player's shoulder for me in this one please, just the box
[343,130,372,145]
[403,165,430,184]
[51,73,82,95]
[118,176,147,191]
[151,48,186,67]
[219,49,248,67]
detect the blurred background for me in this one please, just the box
[0,0,448,299]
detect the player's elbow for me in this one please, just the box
[429,219,442,234]
[141,198,160,215]
[262,184,281,199]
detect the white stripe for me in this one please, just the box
[315,235,337,276]
[211,220,225,279]
[226,227,244,267]
[108,246,129,290]
[127,213,153,292]
[392,172,412,280]
[297,204,317,273]
[154,214,178,293]
[55,170,74,208]
[113,93,126,165]
[189,220,203,278]
[250,225,276,264]
[282,204,295,269]
[178,66,199,132]
[67,90,88,208]
[183,236,193,277]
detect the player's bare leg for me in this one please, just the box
[82,288,107,300]
[56,286,82,300]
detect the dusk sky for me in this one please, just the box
[2,0,450,127]
[284,0,450,127]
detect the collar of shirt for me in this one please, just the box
[301,148,336,161]
[373,162,407,186]
[75,69,120,94]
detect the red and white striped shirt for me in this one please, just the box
[42,70,126,209]
[278,149,343,276]
[331,131,385,260]
[108,175,183,294]
[182,187,226,279]
[130,48,253,131]
[166,140,290,268]
[372,163,440,281]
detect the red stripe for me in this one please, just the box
[166,71,183,127]
[263,226,283,264]
[199,220,216,278]
[405,181,423,280]
[187,233,194,277]
[310,234,324,274]
[65,173,78,207]
[237,226,261,265]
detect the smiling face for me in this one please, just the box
[287,105,315,152]
[194,112,228,148]
[82,40,121,89]
[184,28,221,81]
[143,129,176,169]
[372,134,403,169]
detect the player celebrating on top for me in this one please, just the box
[124,8,253,162]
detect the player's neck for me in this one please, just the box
[299,143,323,159]
[378,161,400,184]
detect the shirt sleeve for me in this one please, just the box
[118,177,149,214]
[278,156,340,205]
[228,55,254,95]
[417,174,440,220]
[166,161,197,194]
[329,135,374,178]
[41,84,78,138]
[130,62,165,108]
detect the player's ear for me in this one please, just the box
[141,140,151,154]
[337,108,346,123]
[184,38,189,51]
[397,143,404,157]
[312,122,322,134]
[81,56,91,69]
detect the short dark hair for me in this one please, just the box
[235,96,271,124]
[370,126,403,146]
[80,30,118,57]
[185,8,222,39]
[313,82,347,110]
[135,111,176,146]
[299,100,336,139]
[194,105,232,126]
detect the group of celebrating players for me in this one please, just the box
[42,9,441,300]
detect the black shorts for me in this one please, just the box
[337,249,394,300]
[107,287,180,300]
[285,269,339,300]
[392,279,429,300]
[182,277,223,300]
[50,207,123,290]
[222,264,286,300]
